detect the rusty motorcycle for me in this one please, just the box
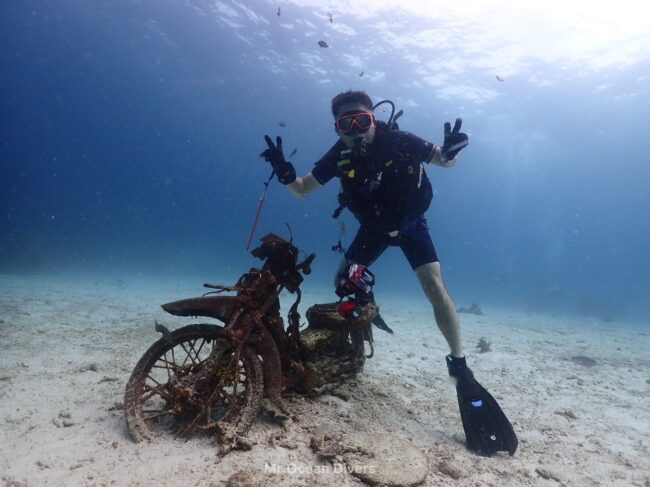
[123,233,383,451]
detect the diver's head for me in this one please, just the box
[332,90,376,148]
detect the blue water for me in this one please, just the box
[2,1,649,322]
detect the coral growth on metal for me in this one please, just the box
[124,234,377,453]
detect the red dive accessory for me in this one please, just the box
[335,111,375,134]
[336,263,375,297]
[338,299,363,320]
[336,264,376,319]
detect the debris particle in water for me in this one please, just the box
[318,40,329,48]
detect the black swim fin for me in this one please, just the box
[372,313,394,334]
[446,355,518,456]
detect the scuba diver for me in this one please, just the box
[260,90,517,456]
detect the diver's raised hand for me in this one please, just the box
[441,118,469,163]
[260,135,284,166]
[260,135,296,184]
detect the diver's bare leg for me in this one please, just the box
[415,262,463,357]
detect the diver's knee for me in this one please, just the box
[415,262,447,303]
[415,262,443,287]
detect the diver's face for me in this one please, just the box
[334,102,376,148]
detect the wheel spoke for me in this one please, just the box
[187,339,201,363]
[142,408,177,421]
[164,351,172,382]
[151,363,174,370]
[142,382,172,399]
[155,355,185,369]
[146,374,163,387]
[179,342,196,367]
[193,338,208,361]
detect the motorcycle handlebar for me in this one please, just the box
[297,253,316,275]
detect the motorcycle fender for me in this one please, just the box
[161,296,237,323]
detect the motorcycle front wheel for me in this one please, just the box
[123,324,263,444]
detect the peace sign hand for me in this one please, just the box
[260,135,285,166]
[441,118,469,162]
[260,134,296,185]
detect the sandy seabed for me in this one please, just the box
[1,274,649,487]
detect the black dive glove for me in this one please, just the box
[440,118,469,162]
[260,135,296,185]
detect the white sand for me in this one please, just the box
[1,274,649,487]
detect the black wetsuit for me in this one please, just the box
[312,122,440,269]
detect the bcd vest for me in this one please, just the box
[335,135,433,230]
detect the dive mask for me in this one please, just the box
[335,111,375,134]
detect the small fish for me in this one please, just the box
[359,70,364,77]
[278,122,286,127]
[495,75,505,82]
[289,148,297,158]
[317,40,329,48]
[277,7,281,17]
[328,13,333,23]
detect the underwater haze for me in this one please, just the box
[2,0,650,322]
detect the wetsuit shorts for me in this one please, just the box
[345,215,439,270]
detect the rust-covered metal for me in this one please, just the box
[161,296,237,323]
[124,233,378,452]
